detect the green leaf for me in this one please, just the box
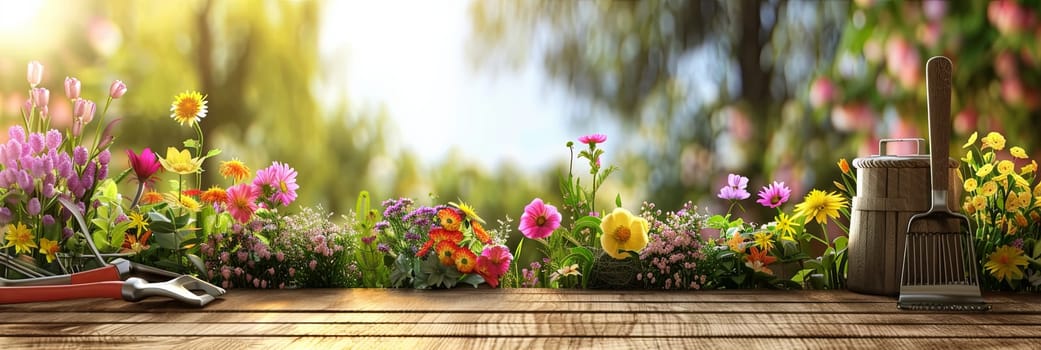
[615,193,622,208]
[460,273,485,288]
[706,214,730,229]
[573,216,602,237]
[183,139,200,149]
[203,148,222,159]
[187,254,207,276]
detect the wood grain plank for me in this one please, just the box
[4,311,1041,326]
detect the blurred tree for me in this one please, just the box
[469,0,854,215]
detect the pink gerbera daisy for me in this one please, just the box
[756,181,791,209]
[253,162,299,207]
[225,183,259,224]
[518,198,561,239]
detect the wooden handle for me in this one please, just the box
[927,56,952,193]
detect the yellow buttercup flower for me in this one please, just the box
[2,222,37,255]
[976,164,994,177]
[981,132,1006,151]
[599,208,649,260]
[962,132,978,149]
[157,147,202,175]
[964,178,978,192]
[981,181,998,197]
[985,245,1027,284]
[793,189,847,225]
[170,90,208,126]
[997,160,1015,175]
[1010,146,1028,159]
[753,231,775,252]
[39,238,59,263]
[971,195,986,212]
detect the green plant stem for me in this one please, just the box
[90,97,113,156]
[513,238,525,288]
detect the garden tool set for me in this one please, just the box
[0,256,225,307]
[897,56,989,311]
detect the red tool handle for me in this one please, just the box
[0,281,124,304]
[69,265,122,284]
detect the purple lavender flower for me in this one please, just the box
[28,133,44,154]
[717,173,751,200]
[45,130,61,150]
[73,146,88,166]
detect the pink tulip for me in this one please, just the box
[808,77,836,109]
[27,61,43,87]
[1002,79,1025,105]
[31,88,49,109]
[74,99,97,123]
[65,77,81,100]
[954,108,978,135]
[71,119,84,137]
[885,36,920,89]
[109,80,127,99]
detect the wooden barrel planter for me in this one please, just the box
[847,139,960,296]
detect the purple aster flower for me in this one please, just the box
[717,173,750,200]
[756,181,791,208]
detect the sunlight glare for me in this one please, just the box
[0,1,45,32]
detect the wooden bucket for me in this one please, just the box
[847,138,960,296]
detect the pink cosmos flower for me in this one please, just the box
[253,162,299,207]
[718,174,750,200]
[578,133,607,145]
[226,183,259,224]
[518,198,561,239]
[756,181,791,209]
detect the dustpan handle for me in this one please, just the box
[926,56,952,198]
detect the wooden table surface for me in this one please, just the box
[2,288,1040,349]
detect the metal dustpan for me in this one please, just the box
[897,56,988,312]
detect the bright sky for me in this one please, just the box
[319,0,594,171]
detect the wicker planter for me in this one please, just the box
[846,139,960,296]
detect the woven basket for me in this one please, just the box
[846,139,960,296]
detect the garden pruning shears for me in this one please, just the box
[0,258,225,307]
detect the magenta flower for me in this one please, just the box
[518,198,562,239]
[65,77,81,100]
[253,162,299,207]
[717,173,750,200]
[756,181,791,208]
[127,148,161,183]
[226,183,259,224]
[578,133,607,145]
[109,80,127,99]
[476,245,513,288]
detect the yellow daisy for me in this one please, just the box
[753,231,775,252]
[170,90,208,126]
[793,189,847,225]
[3,222,37,255]
[219,159,251,183]
[964,178,978,192]
[981,132,1006,151]
[774,212,800,241]
[976,164,994,177]
[450,200,485,224]
[962,131,978,149]
[599,207,649,260]
[984,245,1028,284]
[997,160,1015,175]
[128,212,149,235]
[1010,146,1028,159]
[157,147,202,175]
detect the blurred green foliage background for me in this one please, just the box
[1,0,1036,228]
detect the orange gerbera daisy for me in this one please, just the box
[219,159,251,183]
[471,221,492,244]
[454,246,477,273]
[437,208,463,231]
[200,186,228,205]
[140,191,164,205]
[436,240,458,267]
[429,228,463,244]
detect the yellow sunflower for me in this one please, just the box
[599,207,649,260]
[170,90,208,126]
[793,189,847,225]
[157,147,202,175]
[2,222,37,255]
[985,245,1028,284]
